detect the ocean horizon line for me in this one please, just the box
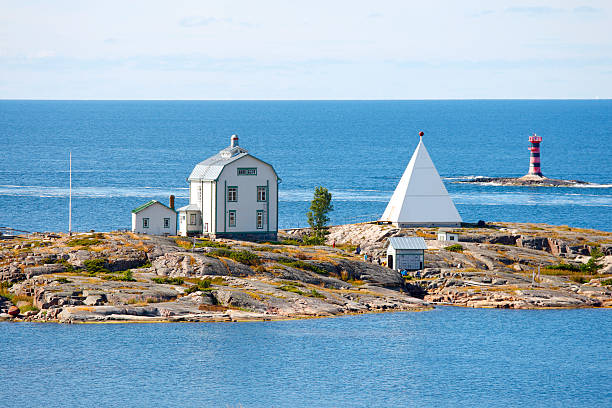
[1,98,611,102]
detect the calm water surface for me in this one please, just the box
[1,100,611,232]
[1,307,610,407]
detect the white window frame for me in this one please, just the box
[189,213,197,225]
[163,218,170,228]
[227,186,238,202]
[257,186,267,202]
[228,210,236,227]
[256,210,264,229]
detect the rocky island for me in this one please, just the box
[1,222,611,323]
[455,174,593,187]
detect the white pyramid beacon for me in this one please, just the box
[380,131,462,227]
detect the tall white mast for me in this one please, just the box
[69,151,72,235]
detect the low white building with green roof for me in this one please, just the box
[131,199,177,236]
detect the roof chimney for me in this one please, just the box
[169,195,175,210]
[230,134,239,148]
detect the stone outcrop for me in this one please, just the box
[1,222,611,323]
[455,176,592,187]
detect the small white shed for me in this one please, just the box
[437,230,459,242]
[386,237,427,272]
[132,200,177,236]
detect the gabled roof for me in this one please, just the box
[380,138,462,225]
[388,236,427,250]
[132,200,176,214]
[188,145,278,181]
[177,203,200,212]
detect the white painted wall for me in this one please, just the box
[386,246,424,271]
[214,156,278,234]
[132,203,177,235]
[437,232,459,241]
[190,181,201,206]
[201,181,213,232]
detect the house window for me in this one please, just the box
[237,167,257,176]
[227,186,237,202]
[257,186,267,202]
[204,223,208,232]
[163,218,170,228]
[143,218,149,228]
[228,210,236,227]
[189,213,197,225]
[256,210,264,229]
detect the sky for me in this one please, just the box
[1,0,611,99]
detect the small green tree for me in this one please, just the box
[306,186,333,244]
[581,247,604,274]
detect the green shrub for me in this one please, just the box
[209,249,260,266]
[444,244,464,252]
[102,270,135,282]
[210,276,226,285]
[41,257,75,272]
[61,260,75,272]
[280,239,302,246]
[306,289,325,298]
[570,275,588,284]
[184,278,214,294]
[545,248,603,275]
[55,277,71,284]
[600,278,612,286]
[152,277,184,285]
[18,303,39,314]
[66,234,103,247]
[277,258,328,275]
[195,239,229,249]
[137,261,152,269]
[278,280,304,287]
[279,285,305,295]
[302,235,326,245]
[41,257,62,264]
[582,247,604,274]
[83,259,109,274]
[544,263,581,272]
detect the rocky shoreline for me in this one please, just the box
[455,174,593,187]
[1,222,611,323]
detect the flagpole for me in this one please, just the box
[69,152,72,235]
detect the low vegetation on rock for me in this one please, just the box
[1,221,610,323]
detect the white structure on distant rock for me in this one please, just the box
[132,197,177,236]
[437,229,459,242]
[178,134,279,241]
[380,132,462,227]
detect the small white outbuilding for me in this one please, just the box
[131,200,177,236]
[386,236,428,272]
[437,230,459,242]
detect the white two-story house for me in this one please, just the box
[178,135,280,241]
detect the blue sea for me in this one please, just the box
[1,307,611,407]
[1,101,611,407]
[1,100,611,232]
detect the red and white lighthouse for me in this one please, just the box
[527,134,543,176]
